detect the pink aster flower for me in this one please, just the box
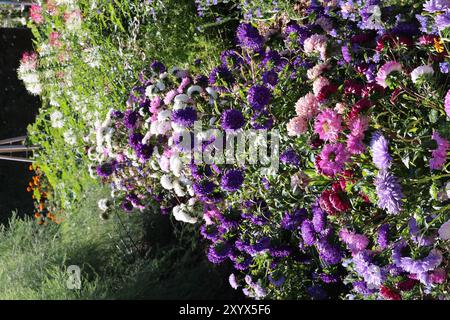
[444,89,450,117]
[49,31,61,47]
[287,116,308,136]
[307,63,329,80]
[316,143,349,176]
[348,116,369,138]
[164,89,177,105]
[335,102,347,114]
[304,34,328,60]
[313,76,330,96]
[376,61,402,88]
[339,229,369,254]
[430,131,449,171]
[347,135,366,155]
[30,5,44,25]
[314,108,343,142]
[295,92,319,119]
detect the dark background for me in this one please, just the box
[0,27,39,223]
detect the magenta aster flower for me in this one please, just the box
[314,108,343,142]
[430,131,449,170]
[375,61,402,88]
[445,89,450,118]
[347,135,366,155]
[316,143,349,176]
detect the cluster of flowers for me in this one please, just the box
[27,164,60,225]
[94,1,450,300]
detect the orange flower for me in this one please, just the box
[39,203,45,211]
[27,187,32,192]
[34,212,40,218]
[28,164,33,171]
[434,38,445,53]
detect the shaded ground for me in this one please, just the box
[0,28,40,223]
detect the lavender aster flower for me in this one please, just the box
[374,170,403,215]
[236,23,264,51]
[378,224,389,249]
[229,274,239,289]
[247,85,271,110]
[370,131,392,170]
[221,109,245,130]
[221,169,244,192]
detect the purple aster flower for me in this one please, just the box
[207,242,232,264]
[194,74,208,87]
[193,180,216,197]
[220,169,244,192]
[341,45,352,63]
[220,50,244,69]
[128,132,143,149]
[221,109,245,130]
[307,285,327,300]
[262,69,279,88]
[209,65,235,87]
[400,249,443,275]
[370,131,392,170]
[281,208,306,231]
[150,60,166,73]
[339,229,370,254]
[430,131,450,170]
[316,238,342,265]
[96,161,117,177]
[301,220,316,246]
[124,110,140,130]
[261,50,285,70]
[135,143,153,160]
[247,85,271,110]
[423,0,450,13]
[284,23,310,45]
[171,107,198,127]
[440,62,450,74]
[352,251,384,288]
[268,274,286,287]
[111,110,124,119]
[353,280,377,296]
[200,224,220,242]
[312,201,327,232]
[319,273,340,284]
[280,149,300,166]
[121,200,134,212]
[409,218,435,246]
[236,23,264,51]
[374,170,403,215]
[378,224,389,249]
[435,11,450,30]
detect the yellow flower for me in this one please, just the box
[434,38,445,53]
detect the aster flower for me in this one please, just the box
[374,170,403,215]
[435,11,450,30]
[221,109,245,131]
[284,23,310,45]
[295,92,319,119]
[400,249,443,274]
[209,65,235,87]
[410,65,434,84]
[378,224,389,249]
[262,69,279,88]
[30,5,44,24]
[316,143,349,176]
[375,61,402,88]
[370,131,392,170]
[301,220,316,245]
[312,201,327,232]
[314,109,342,142]
[171,107,198,127]
[304,34,328,60]
[236,23,264,51]
[221,169,244,192]
[445,89,450,117]
[220,50,244,69]
[247,85,271,111]
[352,251,384,288]
[339,229,369,254]
[438,219,450,240]
[96,161,117,177]
[346,135,366,155]
[380,285,402,300]
[316,237,342,265]
[430,131,450,170]
[312,76,330,97]
[423,0,450,13]
[280,149,300,166]
[124,110,140,130]
[287,116,308,136]
[229,274,239,289]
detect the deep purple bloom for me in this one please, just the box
[247,85,271,110]
[221,169,244,192]
[209,65,235,87]
[284,23,310,45]
[307,285,327,300]
[124,110,140,129]
[280,149,300,166]
[111,110,124,119]
[150,60,166,73]
[316,238,342,265]
[262,69,279,88]
[312,201,327,232]
[374,170,403,215]
[236,23,264,51]
[221,109,245,130]
[96,161,117,177]
[220,50,244,69]
[121,200,134,212]
[193,180,216,197]
[172,107,198,127]
[128,132,143,149]
[281,208,306,231]
[135,143,153,160]
[301,220,316,246]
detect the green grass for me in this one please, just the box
[0,186,238,299]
